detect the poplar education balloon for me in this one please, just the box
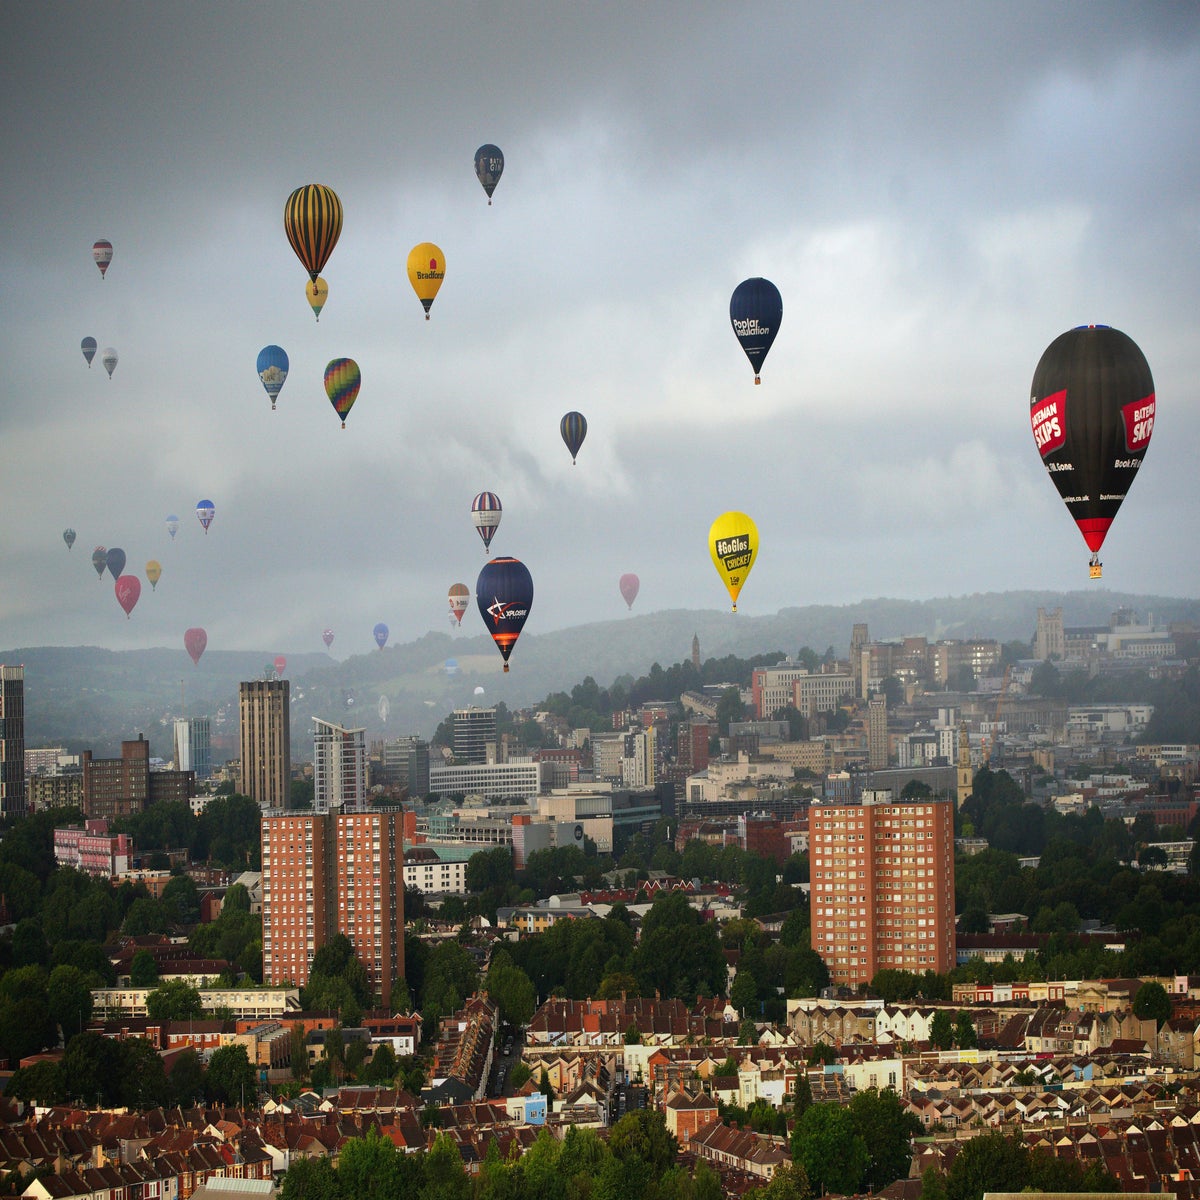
[471,491,502,551]
[92,547,107,578]
[284,184,343,282]
[274,656,287,677]
[105,547,126,581]
[101,348,118,378]
[729,278,782,384]
[619,573,640,610]
[256,346,289,410]
[476,556,533,672]
[448,583,470,625]
[373,623,389,650]
[63,529,76,551]
[1030,325,1155,578]
[196,500,215,534]
[114,575,140,618]
[708,511,759,612]
[166,515,180,540]
[560,411,587,464]
[407,242,445,319]
[307,277,328,321]
[92,240,113,278]
[81,337,97,367]
[323,628,335,649]
[474,144,504,204]
[145,560,161,590]
[184,627,207,665]
[324,358,360,428]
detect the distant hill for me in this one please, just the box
[6,589,1198,759]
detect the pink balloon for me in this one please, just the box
[184,627,208,665]
[619,572,640,610]
[274,655,287,677]
[114,575,141,618]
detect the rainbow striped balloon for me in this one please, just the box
[324,358,361,428]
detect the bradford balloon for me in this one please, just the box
[449,582,470,625]
[471,491,502,551]
[63,529,76,551]
[256,345,289,410]
[101,348,118,378]
[325,358,360,428]
[619,573,640,610]
[184,627,207,665]
[114,575,140,618]
[196,499,215,533]
[708,511,758,612]
[307,277,328,321]
[323,628,335,649]
[92,240,113,278]
[373,622,389,650]
[81,337,97,367]
[1030,325,1155,578]
[560,411,587,464]
[474,144,504,204]
[105,547,126,580]
[166,514,180,540]
[477,556,533,672]
[145,560,162,590]
[92,546,107,578]
[407,242,445,319]
[284,184,343,282]
[730,278,782,384]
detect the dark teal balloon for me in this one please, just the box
[476,556,533,671]
[730,277,782,382]
[560,411,587,464]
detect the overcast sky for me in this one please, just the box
[2,2,1197,664]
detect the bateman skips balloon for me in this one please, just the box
[92,240,113,278]
[284,184,343,282]
[274,655,287,677]
[471,491,502,551]
[323,628,335,649]
[105,547,126,581]
[92,546,107,578]
[1030,325,1155,578]
[114,575,141,619]
[307,277,328,321]
[476,556,533,672]
[449,582,470,625]
[730,278,782,384]
[196,499,215,533]
[560,411,587,464]
[81,337,97,367]
[373,623,389,650]
[708,511,758,612]
[101,348,118,378]
[63,529,76,551]
[619,573,640,610]
[324,358,360,428]
[407,242,445,319]
[256,345,289,410]
[145,560,161,590]
[474,144,504,204]
[166,514,179,540]
[184,627,207,665]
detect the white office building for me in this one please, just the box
[313,718,367,812]
[174,717,212,779]
[429,760,540,805]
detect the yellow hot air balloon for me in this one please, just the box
[708,511,758,612]
[407,242,445,319]
[145,560,162,591]
[307,276,328,321]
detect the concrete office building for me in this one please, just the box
[313,718,367,812]
[174,717,212,780]
[0,666,26,818]
[240,680,291,810]
[429,760,540,805]
[453,706,497,764]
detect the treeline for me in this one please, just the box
[110,794,264,870]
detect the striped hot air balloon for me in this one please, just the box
[284,185,343,283]
[560,411,587,464]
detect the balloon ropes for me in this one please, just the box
[471,491,502,551]
[708,511,759,612]
[407,242,445,319]
[476,556,533,672]
[1030,325,1154,578]
[257,346,289,410]
[284,184,343,282]
[730,277,782,384]
[474,144,504,204]
[325,358,360,427]
[560,411,587,464]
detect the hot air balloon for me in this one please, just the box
[256,345,289,410]
[63,529,76,551]
[105,547,126,580]
[184,627,207,665]
[471,491,502,551]
[445,658,459,676]
[619,573,640,610]
[114,575,140,618]
[166,514,180,540]
[476,556,533,673]
[92,240,113,278]
[274,655,287,678]
[81,337,97,367]
[323,628,335,649]
[560,411,587,464]
[474,685,486,696]
[324,358,360,428]
[1030,325,1155,578]
[145,560,161,590]
[407,242,445,319]
[307,277,328,321]
[448,583,470,625]
[196,500,215,534]
[373,622,389,650]
[101,348,118,378]
[92,546,107,578]
[708,511,759,612]
[474,144,504,204]
[378,695,390,722]
[283,184,343,282]
[730,278,782,384]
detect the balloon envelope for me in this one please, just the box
[324,358,360,427]
[619,572,640,609]
[105,547,126,580]
[196,499,215,533]
[184,627,207,665]
[81,337,97,367]
[323,628,335,649]
[471,491,502,551]
[256,345,289,410]
[284,184,343,282]
[708,511,759,612]
[92,546,107,578]
[114,575,140,618]
[92,240,113,278]
[274,655,287,677]
[730,277,782,383]
[449,582,470,625]
[166,514,180,540]
[378,695,390,722]
[145,560,161,590]
[101,348,118,378]
[474,685,486,696]
[560,411,587,464]
[1030,325,1155,575]
[373,622,389,650]
[63,528,76,550]
[307,277,328,320]
[476,556,533,672]
[474,144,504,203]
[445,658,459,675]
[407,242,445,318]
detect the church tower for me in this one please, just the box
[956,724,973,808]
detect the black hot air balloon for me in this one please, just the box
[106,547,126,580]
[730,277,782,384]
[560,411,587,464]
[474,144,504,204]
[1030,325,1155,578]
[284,185,343,283]
[476,556,533,672]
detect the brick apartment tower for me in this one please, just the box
[261,809,405,1008]
[810,793,955,988]
[0,666,26,818]
[240,680,291,809]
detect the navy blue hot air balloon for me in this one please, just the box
[729,277,782,384]
[105,547,126,581]
[560,411,587,464]
[474,144,504,204]
[373,623,389,650]
[476,556,533,673]
[81,337,97,367]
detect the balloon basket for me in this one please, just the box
[1089,562,1103,579]
[754,376,761,385]
[503,664,510,673]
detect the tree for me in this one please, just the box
[279,1157,341,1200]
[46,964,95,1043]
[486,952,537,1027]
[145,979,203,1021]
[168,1046,206,1106]
[129,949,160,986]
[730,968,758,1016]
[748,1161,811,1200]
[920,1166,948,1200]
[1132,980,1172,1029]
[608,1109,678,1176]
[929,1009,954,1050]
[954,1010,978,1049]
[792,1102,869,1197]
[793,1069,813,1116]
[364,1041,397,1084]
[848,1088,922,1191]
[206,1043,258,1105]
[946,1131,1030,1200]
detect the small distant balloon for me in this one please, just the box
[307,277,328,321]
[196,499,215,534]
[324,358,360,428]
[476,556,533,673]
[274,655,287,678]
[730,277,782,384]
[92,240,113,279]
[471,491,502,551]
[619,573,640,610]
[709,510,759,612]
[63,529,76,551]
[284,184,343,282]
[114,575,140,619]
[81,337,97,367]
[145,560,161,590]
[448,582,470,626]
[323,628,335,649]
[166,514,180,540]
[474,144,504,204]
[445,658,459,676]
[92,547,107,578]
[378,695,390,723]
[373,622,389,650]
[560,411,588,464]
[256,346,289,410]
[184,627,207,665]
[407,242,445,319]
[474,685,485,696]
[101,348,118,378]
[105,547,126,580]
